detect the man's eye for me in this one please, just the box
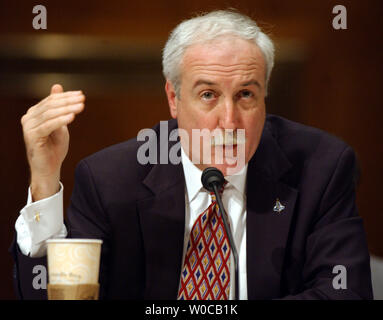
[201,91,215,100]
[239,90,253,99]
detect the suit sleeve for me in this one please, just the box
[281,146,373,300]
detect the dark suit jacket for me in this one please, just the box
[10,114,373,299]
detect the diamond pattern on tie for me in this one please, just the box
[178,185,231,300]
[194,266,203,285]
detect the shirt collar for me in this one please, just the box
[181,147,248,203]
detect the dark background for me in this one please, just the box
[0,0,382,299]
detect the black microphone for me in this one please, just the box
[201,167,239,300]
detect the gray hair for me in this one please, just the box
[162,10,275,97]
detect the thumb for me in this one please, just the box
[50,84,64,94]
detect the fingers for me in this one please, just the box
[21,86,86,139]
[25,102,84,131]
[30,113,76,138]
[28,91,85,118]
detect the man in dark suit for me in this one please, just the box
[10,10,373,300]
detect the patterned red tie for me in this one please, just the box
[177,187,231,300]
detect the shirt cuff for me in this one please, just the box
[16,182,67,256]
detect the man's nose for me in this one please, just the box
[218,98,237,129]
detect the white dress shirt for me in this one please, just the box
[15,149,248,299]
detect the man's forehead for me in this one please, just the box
[180,37,266,78]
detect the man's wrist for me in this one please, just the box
[30,174,61,201]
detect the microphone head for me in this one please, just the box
[201,167,225,192]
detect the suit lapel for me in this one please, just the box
[246,122,298,299]
[137,122,186,299]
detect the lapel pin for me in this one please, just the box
[273,198,285,213]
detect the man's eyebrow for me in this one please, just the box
[240,80,261,88]
[193,79,216,89]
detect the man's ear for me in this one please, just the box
[165,80,178,119]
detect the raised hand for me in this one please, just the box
[21,84,85,201]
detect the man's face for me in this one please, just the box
[166,36,266,176]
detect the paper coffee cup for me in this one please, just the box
[46,239,102,285]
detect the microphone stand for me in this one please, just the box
[212,184,239,301]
